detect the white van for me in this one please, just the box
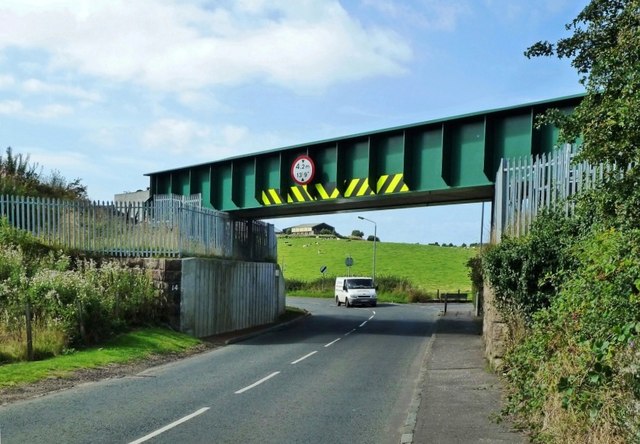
[335,277,377,307]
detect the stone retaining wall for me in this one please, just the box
[482,284,509,370]
[120,258,182,330]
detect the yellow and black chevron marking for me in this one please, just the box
[344,178,374,197]
[287,185,316,203]
[260,189,284,206]
[314,182,340,200]
[377,173,409,194]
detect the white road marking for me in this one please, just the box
[359,321,367,327]
[291,351,318,364]
[345,328,356,336]
[324,338,341,347]
[368,315,374,321]
[235,371,281,394]
[128,407,210,444]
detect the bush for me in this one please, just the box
[501,228,640,442]
[466,255,483,295]
[482,209,580,322]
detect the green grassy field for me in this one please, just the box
[278,236,476,294]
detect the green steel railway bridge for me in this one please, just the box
[146,94,582,219]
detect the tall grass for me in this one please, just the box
[0,321,66,363]
[0,217,167,363]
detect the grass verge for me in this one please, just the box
[0,307,307,390]
[0,327,201,389]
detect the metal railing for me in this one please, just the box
[493,144,613,239]
[0,194,276,261]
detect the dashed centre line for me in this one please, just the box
[129,407,210,444]
[235,371,281,394]
[291,351,318,365]
[324,338,341,347]
[128,307,379,443]
[235,309,376,396]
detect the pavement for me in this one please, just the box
[404,303,529,444]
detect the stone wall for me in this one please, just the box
[482,284,509,370]
[120,257,182,330]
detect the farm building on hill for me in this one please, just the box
[285,223,335,236]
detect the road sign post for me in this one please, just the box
[345,256,354,276]
[320,265,327,290]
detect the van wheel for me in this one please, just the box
[345,299,350,308]
[336,296,341,306]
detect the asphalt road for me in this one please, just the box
[0,297,439,444]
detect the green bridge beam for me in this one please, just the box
[146,94,583,219]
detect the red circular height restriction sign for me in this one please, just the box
[291,155,315,185]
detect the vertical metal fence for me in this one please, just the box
[0,194,276,261]
[493,144,612,239]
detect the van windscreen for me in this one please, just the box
[346,279,373,289]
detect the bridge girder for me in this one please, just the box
[147,94,582,219]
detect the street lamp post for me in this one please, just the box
[358,216,377,284]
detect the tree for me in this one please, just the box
[366,235,380,242]
[526,0,640,165]
[525,0,640,225]
[351,229,364,238]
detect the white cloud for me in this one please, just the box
[0,100,23,114]
[0,0,412,95]
[21,78,102,102]
[0,99,73,119]
[0,74,14,88]
[141,117,281,164]
[221,125,249,147]
[29,149,91,173]
[33,103,73,119]
[141,118,214,156]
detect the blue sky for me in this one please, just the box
[0,0,587,244]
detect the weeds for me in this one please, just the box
[0,217,166,363]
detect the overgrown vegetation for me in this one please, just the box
[485,208,640,442]
[0,147,87,200]
[480,1,640,441]
[0,218,166,363]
